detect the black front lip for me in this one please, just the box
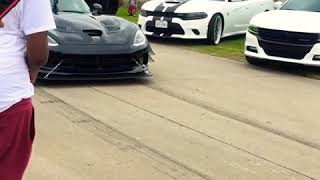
[38,65,151,80]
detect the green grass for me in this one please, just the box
[116,7,139,23]
[189,36,245,61]
[116,7,245,60]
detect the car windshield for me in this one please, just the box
[51,0,91,13]
[281,0,320,12]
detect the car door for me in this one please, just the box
[224,0,251,33]
[242,0,264,30]
[246,0,271,22]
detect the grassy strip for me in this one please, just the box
[189,36,245,61]
[116,7,245,60]
[116,7,140,23]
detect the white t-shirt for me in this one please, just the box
[0,0,56,112]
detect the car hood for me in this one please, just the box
[142,0,224,13]
[251,10,320,33]
[49,13,138,45]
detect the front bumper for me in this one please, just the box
[245,32,320,67]
[138,15,209,39]
[40,45,151,80]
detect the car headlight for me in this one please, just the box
[176,12,208,20]
[48,36,59,47]
[133,30,147,47]
[248,25,259,36]
[140,9,148,17]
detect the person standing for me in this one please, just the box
[128,0,137,16]
[0,0,55,179]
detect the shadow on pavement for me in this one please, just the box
[246,61,320,80]
[36,78,153,88]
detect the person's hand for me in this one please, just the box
[29,70,38,84]
[0,20,4,27]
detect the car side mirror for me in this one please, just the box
[274,1,283,10]
[92,3,103,15]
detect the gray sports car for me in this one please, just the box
[40,0,151,80]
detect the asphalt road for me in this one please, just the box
[25,42,320,180]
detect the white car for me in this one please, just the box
[245,0,320,66]
[138,0,274,45]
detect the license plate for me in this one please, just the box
[155,20,168,28]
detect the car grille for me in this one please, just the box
[259,28,318,45]
[258,28,318,60]
[146,11,177,18]
[146,21,185,35]
[258,40,314,60]
[46,51,148,73]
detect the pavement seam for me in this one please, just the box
[36,87,212,180]
[91,87,317,180]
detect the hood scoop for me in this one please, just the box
[100,18,121,32]
[83,29,103,37]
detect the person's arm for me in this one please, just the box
[0,20,3,27]
[21,0,56,83]
[26,31,49,84]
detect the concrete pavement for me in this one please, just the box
[25,43,320,180]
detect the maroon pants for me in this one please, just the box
[128,6,137,14]
[0,99,35,180]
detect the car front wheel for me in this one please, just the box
[207,14,223,45]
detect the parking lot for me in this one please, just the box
[25,42,320,180]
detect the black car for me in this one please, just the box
[41,0,152,80]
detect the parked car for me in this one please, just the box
[85,0,120,15]
[41,0,151,80]
[245,0,320,66]
[138,0,274,45]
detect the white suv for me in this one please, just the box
[245,0,320,66]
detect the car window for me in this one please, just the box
[51,0,91,13]
[281,0,320,12]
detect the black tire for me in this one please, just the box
[246,56,266,66]
[206,14,224,45]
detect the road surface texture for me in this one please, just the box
[25,42,320,180]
